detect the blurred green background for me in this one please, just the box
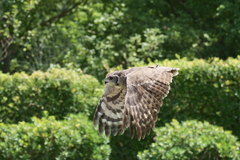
[0,0,239,159]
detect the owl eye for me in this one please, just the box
[109,77,113,80]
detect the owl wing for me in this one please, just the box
[123,66,179,140]
[93,85,127,137]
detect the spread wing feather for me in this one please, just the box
[93,86,127,137]
[123,66,179,140]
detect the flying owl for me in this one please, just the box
[93,65,179,140]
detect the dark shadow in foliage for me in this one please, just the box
[109,129,155,160]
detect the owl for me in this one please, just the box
[93,65,179,140]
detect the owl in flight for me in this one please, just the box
[94,65,179,140]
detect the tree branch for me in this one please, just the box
[166,0,177,17]
[0,37,13,61]
[40,1,83,27]
[177,0,197,22]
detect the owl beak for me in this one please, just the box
[104,79,109,84]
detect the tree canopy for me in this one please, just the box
[1,0,239,78]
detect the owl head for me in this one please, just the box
[105,71,126,87]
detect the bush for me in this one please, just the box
[138,120,240,160]
[109,56,240,159]
[151,56,240,137]
[0,113,110,160]
[130,56,240,136]
[0,68,102,123]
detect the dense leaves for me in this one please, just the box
[138,120,240,160]
[0,0,84,73]
[1,0,240,80]
[152,57,240,137]
[0,113,110,160]
[0,68,102,123]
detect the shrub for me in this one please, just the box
[0,113,110,160]
[129,56,240,136]
[151,57,240,137]
[0,68,102,123]
[138,120,240,160]
[109,56,240,160]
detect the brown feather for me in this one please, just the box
[130,114,135,139]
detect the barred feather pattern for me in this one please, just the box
[93,65,179,140]
[94,86,128,137]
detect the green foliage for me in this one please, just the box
[150,56,240,137]
[138,120,240,160]
[59,2,171,79]
[2,0,240,80]
[59,0,240,80]
[0,68,102,123]
[109,56,240,160]
[0,0,83,73]
[0,113,110,160]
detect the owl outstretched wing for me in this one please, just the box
[93,80,127,137]
[123,66,179,140]
[93,65,179,140]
